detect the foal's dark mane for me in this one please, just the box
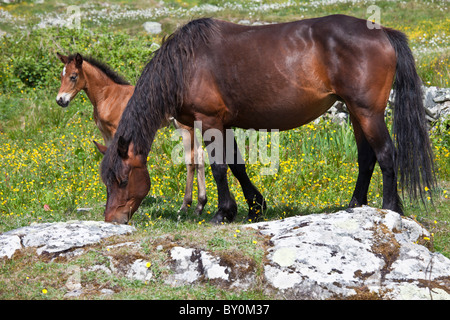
[100,18,220,186]
[67,54,130,85]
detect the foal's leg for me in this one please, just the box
[174,120,208,214]
[227,135,266,222]
[348,114,377,208]
[177,124,195,213]
[192,127,207,215]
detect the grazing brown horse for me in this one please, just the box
[55,53,207,214]
[99,15,435,224]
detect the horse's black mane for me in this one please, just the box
[67,54,130,85]
[100,18,220,187]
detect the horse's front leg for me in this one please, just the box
[203,126,237,224]
[208,162,238,223]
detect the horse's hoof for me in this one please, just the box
[209,212,225,224]
[246,212,262,223]
[209,206,237,224]
[245,202,265,223]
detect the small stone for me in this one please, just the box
[0,235,22,259]
[143,21,162,34]
[126,259,152,282]
[64,289,84,298]
[100,289,114,296]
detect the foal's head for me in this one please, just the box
[95,138,151,224]
[56,52,86,107]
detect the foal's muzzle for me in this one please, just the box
[56,92,71,108]
[56,97,70,108]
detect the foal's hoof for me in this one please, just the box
[178,203,190,213]
[194,202,206,216]
[194,206,204,216]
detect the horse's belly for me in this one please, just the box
[229,95,337,131]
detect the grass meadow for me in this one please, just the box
[0,0,449,299]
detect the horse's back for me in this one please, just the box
[183,16,395,130]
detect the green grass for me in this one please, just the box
[0,0,449,299]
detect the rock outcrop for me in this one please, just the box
[0,220,135,258]
[1,207,449,299]
[248,207,450,300]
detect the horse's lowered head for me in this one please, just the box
[94,138,151,224]
[56,52,85,108]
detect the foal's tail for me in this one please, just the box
[383,28,436,203]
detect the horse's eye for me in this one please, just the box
[70,74,78,81]
[119,180,128,188]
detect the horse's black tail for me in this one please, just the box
[383,27,436,203]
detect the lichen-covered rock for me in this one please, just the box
[0,234,22,259]
[0,220,136,258]
[248,207,450,300]
[166,247,231,286]
[126,259,153,282]
[1,208,449,300]
[165,246,256,289]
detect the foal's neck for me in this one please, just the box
[81,62,128,108]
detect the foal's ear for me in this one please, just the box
[93,140,107,155]
[57,52,68,64]
[117,136,131,160]
[75,53,83,68]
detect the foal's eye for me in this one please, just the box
[70,74,78,81]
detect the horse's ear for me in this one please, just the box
[117,136,131,159]
[93,140,107,155]
[57,52,68,64]
[75,53,83,68]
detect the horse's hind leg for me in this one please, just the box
[349,114,377,208]
[227,133,266,222]
[347,108,403,214]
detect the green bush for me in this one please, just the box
[0,27,158,93]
